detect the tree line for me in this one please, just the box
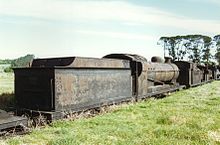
[158,34,220,65]
[0,54,35,73]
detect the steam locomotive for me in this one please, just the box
[0,53,218,131]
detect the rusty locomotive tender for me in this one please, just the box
[0,53,218,131]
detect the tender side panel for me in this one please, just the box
[54,68,132,111]
[14,68,54,111]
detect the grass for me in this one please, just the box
[1,81,220,145]
[0,73,14,109]
[0,73,14,94]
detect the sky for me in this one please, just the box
[0,0,220,60]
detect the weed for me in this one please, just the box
[1,81,220,144]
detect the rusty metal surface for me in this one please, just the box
[146,85,185,98]
[14,68,54,111]
[151,56,164,63]
[198,65,211,82]
[175,61,202,87]
[32,57,75,67]
[209,65,217,80]
[103,53,149,98]
[175,61,192,87]
[147,62,179,82]
[137,68,148,97]
[14,56,132,112]
[207,70,213,81]
[70,57,129,68]
[103,53,147,62]
[31,57,129,68]
[191,63,203,84]
[0,110,10,119]
[54,68,132,110]
[0,110,27,130]
[14,57,132,111]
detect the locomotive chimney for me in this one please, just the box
[164,57,172,63]
[193,59,198,64]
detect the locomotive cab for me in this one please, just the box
[104,54,148,99]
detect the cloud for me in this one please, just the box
[187,0,220,5]
[0,0,219,34]
[0,0,177,21]
[210,0,220,5]
[76,30,156,41]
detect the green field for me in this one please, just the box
[0,72,14,109]
[0,72,14,94]
[1,81,220,145]
[0,63,14,94]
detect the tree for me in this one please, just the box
[201,36,212,64]
[158,37,173,59]
[182,35,203,63]
[213,35,220,65]
[3,67,13,73]
[11,54,35,67]
[3,54,35,73]
[158,35,213,63]
[158,36,183,60]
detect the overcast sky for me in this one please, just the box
[0,0,220,59]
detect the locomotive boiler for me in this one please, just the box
[103,54,181,98]
[147,57,180,94]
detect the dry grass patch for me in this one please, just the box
[208,129,220,142]
[169,115,187,125]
